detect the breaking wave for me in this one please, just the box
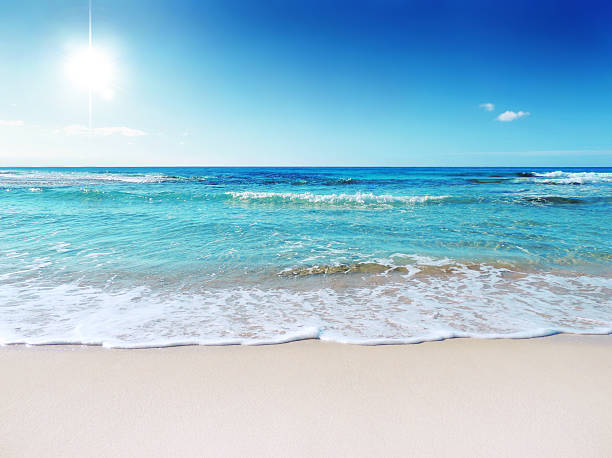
[1,259,610,348]
[225,191,450,207]
[0,170,169,186]
[530,171,612,185]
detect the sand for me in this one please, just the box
[1,335,611,457]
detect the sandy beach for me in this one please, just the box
[1,335,611,457]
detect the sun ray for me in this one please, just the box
[64,0,115,134]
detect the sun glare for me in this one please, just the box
[65,47,114,92]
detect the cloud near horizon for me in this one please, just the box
[496,110,530,122]
[60,125,147,137]
[479,103,495,112]
[0,119,25,126]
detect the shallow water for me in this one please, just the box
[1,167,610,346]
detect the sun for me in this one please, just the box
[65,47,114,93]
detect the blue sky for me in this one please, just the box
[0,0,611,166]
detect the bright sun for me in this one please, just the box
[65,47,114,95]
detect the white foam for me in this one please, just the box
[0,170,168,186]
[530,171,612,185]
[0,262,610,348]
[226,191,450,207]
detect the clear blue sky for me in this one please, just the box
[1,0,611,166]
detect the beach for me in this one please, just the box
[2,169,610,456]
[3,0,612,455]
[2,335,611,457]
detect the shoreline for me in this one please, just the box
[2,335,612,457]
[2,330,612,349]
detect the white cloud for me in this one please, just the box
[60,124,147,137]
[496,110,530,122]
[479,102,495,112]
[0,119,24,126]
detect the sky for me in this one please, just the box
[0,0,611,166]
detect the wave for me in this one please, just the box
[1,262,610,348]
[464,171,612,185]
[164,175,216,182]
[530,171,612,185]
[0,170,222,187]
[279,258,524,277]
[5,169,610,189]
[0,170,168,185]
[457,170,612,186]
[1,187,458,207]
[225,191,450,207]
[4,187,451,206]
[5,185,608,209]
[0,171,370,188]
[280,262,411,276]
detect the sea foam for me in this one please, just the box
[1,260,610,348]
[225,191,450,207]
[530,171,612,185]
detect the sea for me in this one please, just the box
[0,167,611,347]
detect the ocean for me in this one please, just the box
[0,167,610,347]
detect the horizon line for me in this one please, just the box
[1,165,611,168]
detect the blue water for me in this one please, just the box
[1,167,611,346]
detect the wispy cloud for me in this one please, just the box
[479,102,494,112]
[59,125,147,137]
[496,110,530,122]
[0,119,25,126]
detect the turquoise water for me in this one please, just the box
[1,167,611,346]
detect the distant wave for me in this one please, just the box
[530,171,612,185]
[4,169,610,188]
[463,171,612,186]
[0,170,222,186]
[0,170,394,188]
[460,170,612,186]
[225,191,450,207]
[0,170,168,185]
